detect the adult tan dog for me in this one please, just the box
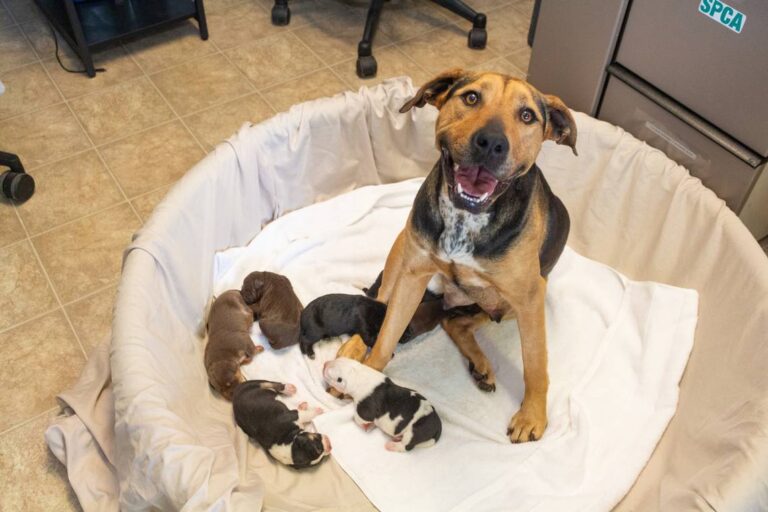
[339,68,577,443]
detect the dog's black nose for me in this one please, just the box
[471,128,509,167]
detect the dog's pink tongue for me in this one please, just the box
[455,166,498,196]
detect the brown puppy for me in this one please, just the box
[205,290,263,400]
[241,271,303,349]
[346,69,577,443]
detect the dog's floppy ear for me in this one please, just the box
[400,68,470,113]
[542,94,578,156]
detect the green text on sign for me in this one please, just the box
[699,0,746,33]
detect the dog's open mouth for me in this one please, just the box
[454,165,498,206]
[442,149,498,211]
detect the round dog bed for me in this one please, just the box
[111,78,768,511]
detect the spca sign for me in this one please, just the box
[699,0,746,33]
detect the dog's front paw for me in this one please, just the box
[507,407,547,443]
[283,383,297,396]
[468,361,496,392]
[298,401,308,410]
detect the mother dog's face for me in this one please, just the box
[400,69,577,213]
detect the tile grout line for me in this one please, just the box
[8,43,92,360]
[0,406,59,438]
[21,115,179,174]
[210,39,280,115]
[11,201,90,360]
[59,279,119,309]
[133,47,213,156]
[23,175,172,240]
[23,200,128,239]
[36,55,145,226]
[285,31,350,91]
[0,72,146,124]
[0,295,61,336]
[17,49,126,360]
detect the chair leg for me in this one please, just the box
[194,0,209,40]
[271,0,290,26]
[0,151,35,203]
[356,0,386,78]
[429,0,487,49]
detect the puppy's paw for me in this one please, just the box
[507,407,547,443]
[385,440,406,452]
[468,361,496,392]
[282,383,297,396]
[314,407,324,416]
[254,345,265,354]
[298,401,308,410]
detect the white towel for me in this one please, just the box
[213,178,698,512]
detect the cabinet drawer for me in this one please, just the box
[598,76,759,211]
[616,0,768,156]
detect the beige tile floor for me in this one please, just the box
[0,0,532,508]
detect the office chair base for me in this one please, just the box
[356,55,378,78]
[1,170,35,203]
[271,3,290,25]
[468,27,487,49]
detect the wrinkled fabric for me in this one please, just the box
[46,77,768,511]
[211,178,698,512]
[45,341,119,512]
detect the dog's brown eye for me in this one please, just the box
[463,92,480,106]
[520,108,535,124]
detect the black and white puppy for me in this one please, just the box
[232,380,332,469]
[323,358,441,452]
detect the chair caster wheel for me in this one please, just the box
[271,4,290,25]
[468,27,487,49]
[1,171,35,203]
[356,55,377,78]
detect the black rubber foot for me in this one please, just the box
[468,27,487,49]
[1,171,35,203]
[356,55,377,78]
[271,5,290,25]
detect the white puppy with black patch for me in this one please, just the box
[323,358,442,452]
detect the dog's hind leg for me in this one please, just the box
[441,312,495,392]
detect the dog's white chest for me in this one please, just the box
[436,195,489,267]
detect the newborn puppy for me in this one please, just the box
[241,271,303,349]
[301,292,449,359]
[323,358,441,452]
[205,290,263,400]
[300,294,388,358]
[232,380,332,469]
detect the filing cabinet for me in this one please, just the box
[527,0,768,239]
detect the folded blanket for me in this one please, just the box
[213,178,698,512]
